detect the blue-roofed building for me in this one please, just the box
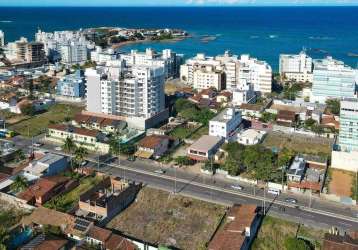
[56,70,86,98]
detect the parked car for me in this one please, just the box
[154,169,166,174]
[285,198,298,204]
[268,188,281,195]
[231,185,244,190]
[33,142,43,147]
[54,146,62,151]
[127,155,136,162]
[81,160,89,167]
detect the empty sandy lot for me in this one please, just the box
[329,169,353,197]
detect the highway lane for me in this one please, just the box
[9,135,358,231]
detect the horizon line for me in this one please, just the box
[1,5,358,7]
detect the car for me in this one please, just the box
[127,156,136,162]
[231,185,244,190]
[285,198,298,204]
[154,169,166,174]
[81,160,89,167]
[33,142,43,147]
[54,146,62,151]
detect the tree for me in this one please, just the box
[224,156,241,176]
[10,175,28,193]
[278,147,294,168]
[109,137,120,156]
[120,144,135,155]
[304,118,316,129]
[0,227,9,250]
[260,112,277,123]
[62,137,77,154]
[20,103,36,116]
[74,146,88,166]
[312,124,324,136]
[284,237,311,250]
[174,99,193,113]
[174,156,195,166]
[326,99,340,115]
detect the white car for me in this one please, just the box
[54,146,62,151]
[231,185,244,190]
[154,169,166,174]
[81,160,89,167]
[33,142,43,147]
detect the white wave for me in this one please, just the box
[269,35,278,39]
[0,20,13,23]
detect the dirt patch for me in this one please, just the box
[107,187,226,250]
[329,169,353,197]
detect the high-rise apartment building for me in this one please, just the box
[279,50,313,82]
[4,37,45,63]
[180,52,272,94]
[311,57,356,103]
[85,64,166,130]
[60,41,88,65]
[339,98,358,152]
[120,48,183,79]
[193,65,225,91]
[0,30,4,47]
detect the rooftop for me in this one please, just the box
[210,108,241,123]
[189,135,223,152]
[138,135,171,149]
[287,156,306,177]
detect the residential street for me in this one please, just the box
[9,135,358,231]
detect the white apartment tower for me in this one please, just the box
[0,30,4,47]
[180,52,272,94]
[193,65,225,91]
[61,41,88,65]
[279,51,313,82]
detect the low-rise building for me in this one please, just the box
[209,108,242,139]
[56,70,86,98]
[236,129,266,145]
[276,110,297,127]
[23,153,68,178]
[287,156,306,182]
[78,176,141,221]
[208,204,260,250]
[47,124,109,153]
[17,176,78,205]
[187,135,224,161]
[135,135,172,159]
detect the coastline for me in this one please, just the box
[111,36,189,50]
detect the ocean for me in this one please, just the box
[0,7,357,70]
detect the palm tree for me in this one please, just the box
[10,175,28,193]
[62,137,77,154]
[74,146,88,167]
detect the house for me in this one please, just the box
[47,124,110,153]
[85,226,136,250]
[20,234,69,250]
[23,153,68,178]
[276,110,297,127]
[135,135,171,159]
[17,176,78,205]
[216,91,233,104]
[250,119,273,132]
[237,129,266,145]
[56,70,86,98]
[77,176,141,221]
[73,113,127,134]
[286,156,306,182]
[187,135,224,161]
[209,108,242,139]
[208,205,260,250]
[321,115,339,130]
[240,103,264,119]
[323,232,358,250]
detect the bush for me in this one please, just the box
[174,156,195,166]
[284,237,311,250]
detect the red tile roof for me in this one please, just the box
[138,135,170,149]
[105,234,136,250]
[48,124,98,137]
[88,226,112,243]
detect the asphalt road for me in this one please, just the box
[8,135,358,231]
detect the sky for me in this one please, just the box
[0,0,358,6]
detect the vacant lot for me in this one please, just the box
[107,187,226,250]
[329,169,354,197]
[44,175,102,213]
[9,103,83,137]
[262,131,332,156]
[252,216,325,250]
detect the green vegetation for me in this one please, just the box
[151,32,173,41]
[351,172,358,201]
[174,156,195,166]
[283,83,303,100]
[174,99,216,126]
[259,112,277,123]
[109,137,136,156]
[9,103,83,137]
[10,175,28,193]
[44,175,102,212]
[252,216,325,250]
[222,142,279,181]
[20,103,36,116]
[325,99,340,115]
[169,126,196,139]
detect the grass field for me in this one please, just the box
[9,103,83,137]
[107,187,226,250]
[44,175,102,213]
[252,216,325,250]
[262,131,332,156]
